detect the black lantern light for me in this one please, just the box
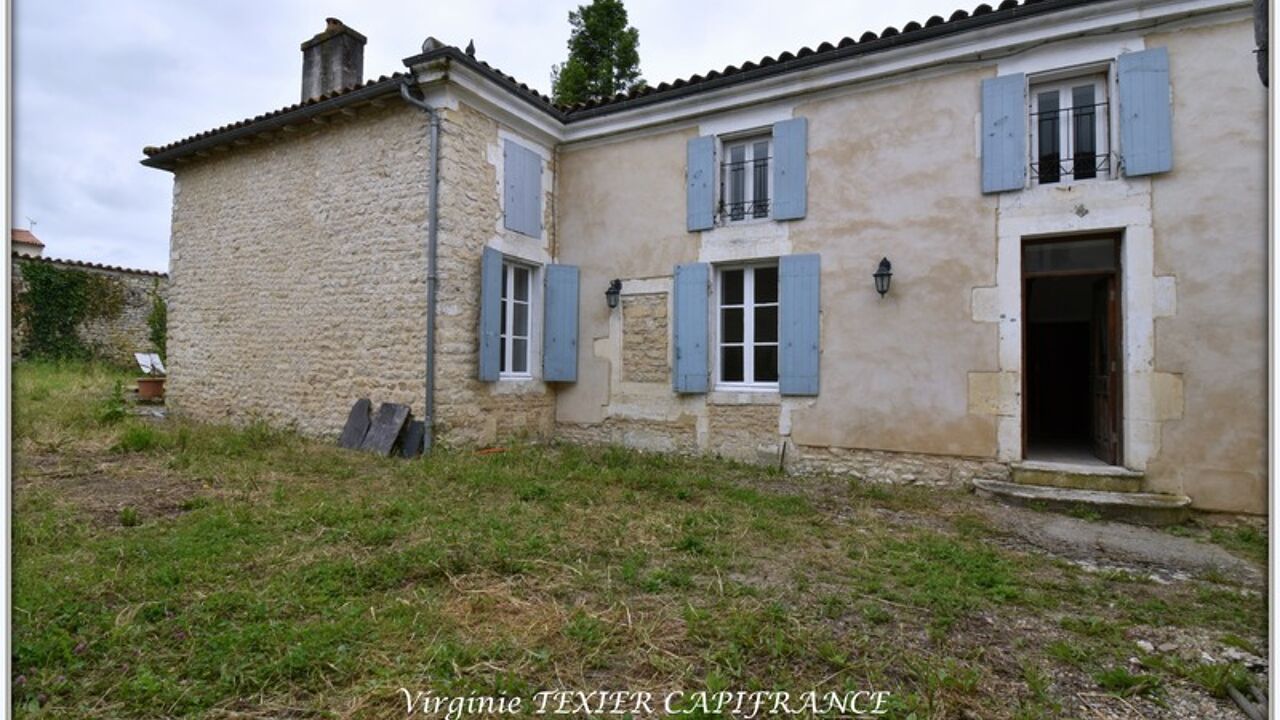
[605,279,622,309]
[873,258,892,298]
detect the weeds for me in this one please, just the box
[118,506,140,527]
[96,380,127,425]
[9,361,1268,718]
[1093,666,1162,697]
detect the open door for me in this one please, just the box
[1090,276,1120,465]
[1023,235,1122,465]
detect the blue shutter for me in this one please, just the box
[542,264,579,383]
[672,263,709,393]
[1118,47,1173,177]
[981,73,1027,193]
[772,117,808,220]
[779,254,820,396]
[478,247,503,381]
[503,140,542,237]
[686,136,715,232]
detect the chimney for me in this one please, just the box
[300,18,367,102]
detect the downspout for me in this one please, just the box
[400,79,441,453]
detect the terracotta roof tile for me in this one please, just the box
[142,74,407,163]
[11,229,44,247]
[12,252,167,278]
[144,0,1099,164]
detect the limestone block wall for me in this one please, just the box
[620,293,668,383]
[11,254,168,365]
[166,104,430,436]
[430,102,556,446]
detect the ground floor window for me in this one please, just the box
[500,261,533,377]
[716,263,779,388]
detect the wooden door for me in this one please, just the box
[1090,276,1119,464]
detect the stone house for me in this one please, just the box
[142,1,1266,514]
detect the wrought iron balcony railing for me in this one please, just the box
[719,155,771,221]
[1029,101,1111,184]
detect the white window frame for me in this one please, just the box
[717,132,773,225]
[499,260,536,380]
[1028,71,1111,186]
[713,262,780,391]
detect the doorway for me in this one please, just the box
[1022,236,1121,465]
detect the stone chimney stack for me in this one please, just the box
[300,18,367,102]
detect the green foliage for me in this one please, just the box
[1182,661,1252,698]
[1093,666,1162,697]
[119,507,140,528]
[17,262,125,360]
[12,361,135,446]
[9,361,1269,717]
[147,282,167,362]
[96,380,128,425]
[551,0,644,106]
[115,425,164,453]
[1209,524,1267,565]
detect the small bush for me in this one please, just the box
[119,507,140,527]
[97,381,128,425]
[147,286,167,361]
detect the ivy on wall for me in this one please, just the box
[17,262,126,360]
[147,281,167,361]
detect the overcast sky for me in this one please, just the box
[14,0,965,271]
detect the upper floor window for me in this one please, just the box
[1030,75,1110,184]
[716,263,779,388]
[499,260,533,377]
[719,134,772,223]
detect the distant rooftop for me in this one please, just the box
[12,228,45,248]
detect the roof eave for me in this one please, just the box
[140,77,405,170]
[401,47,567,122]
[561,0,1104,122]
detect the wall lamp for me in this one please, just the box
[605,279,622,309]
[873,258,893,298]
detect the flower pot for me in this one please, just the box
[137,377,166,401]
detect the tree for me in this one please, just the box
[551,0,644,106]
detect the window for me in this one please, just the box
[719,134,771,223]
[1030,75,1110,184]
[716,264,779,388]
[499,261,533,377]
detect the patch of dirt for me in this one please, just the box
[13,451,206,526]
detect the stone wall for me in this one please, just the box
[429,102,557,447]
[11,253,168,365]
[787,445,1010,486]
[621,293,668,383]
[166,104,430,436]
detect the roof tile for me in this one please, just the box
[144,0,1103,161]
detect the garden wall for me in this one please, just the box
[11,253,168,365]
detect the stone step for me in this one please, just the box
[973,478,1192,527]
[1012,461,1144,493]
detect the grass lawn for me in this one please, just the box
[11,362,1267,718]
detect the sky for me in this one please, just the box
[13,0,966,272]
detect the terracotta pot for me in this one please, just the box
[137,377,166,401]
